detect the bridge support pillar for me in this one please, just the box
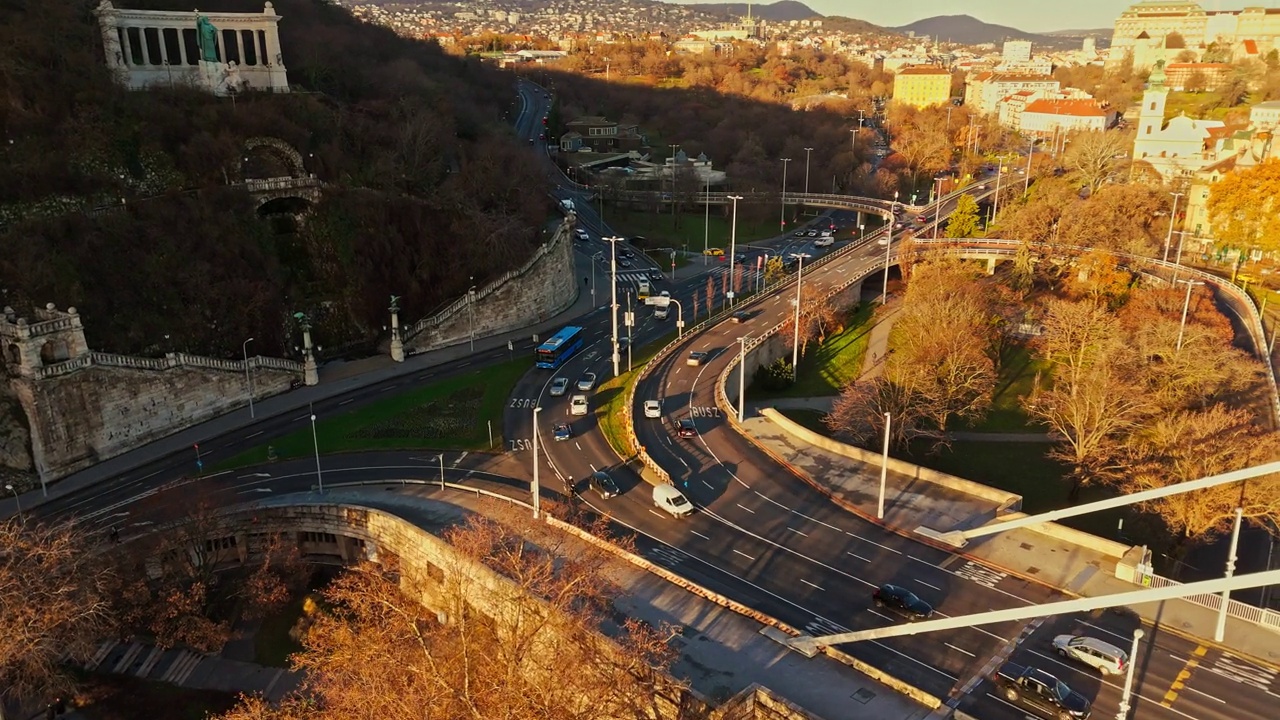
[986,257,997,275]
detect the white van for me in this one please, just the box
[653,484,694,517]
[637,277,651,299]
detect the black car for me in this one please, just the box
[618,259,633,268]
[676,418,698,438]
[553,423,573,441]
[731,311,751,323]
[589,470,620,499]
[648,270,663,281]
[872,584,933,621]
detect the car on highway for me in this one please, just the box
[1051,635,1128,676]
[589,470,620,499]
[553,422,573,442]
[528,137,534,145]
[648,270,663,281]
[575,229,590,241]
[643,400,662,418]
[687,351,708,366]
[871,584,933,621]
[915,215,929,223]
[570,395,588,415]
[620,249,634,259]
[820,229,833,237]
[653,483,694,517]
[731,311,751,323]
[618,258,633,268]
[992,663,1091,720]
[549,377,569,396]
[676,418,698,438]
[806,229,818,237]
[576,372,597,391]
[814,237,834,248]
[792,230,806,237]
[703,248,725,256]
[877,236,890,247]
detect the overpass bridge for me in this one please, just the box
[601,189,916,216]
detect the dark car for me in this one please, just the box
[618,259,633,268]
[792,230,805,237]
[806,229,818,237]
[589,470,620,499]
[620,249,634,259]
[553,423,573,442]
[993,663,1092,720]
[648,270,663,281]
[676,418,698,438]
[731,311,751,323]
[872,584,933,621]
[734,253,747,263]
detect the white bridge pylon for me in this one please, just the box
[789,568,1280,653]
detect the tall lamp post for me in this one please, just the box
[803,147,814,196]
[1216,503,1246,642]
[467,276,477,352]
[789,252,810,379]
[932,176,945,240]
[1115,628,1144,720]
[4,483,21,523]
[309,403,324,493]
[727,195,744,307]
[1175,278,1206,354]
[703,175,711,265]
[241,337,255,419]
[877,413,890,519]
[1171,230,1192,284]
[604,236,623,377]
[531,406,543,519]
[780,157,792,232]
[737,336,750,422]
[1164,191,1184,263]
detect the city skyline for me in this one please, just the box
[671,0,1271,34]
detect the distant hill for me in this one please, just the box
[686,1,819,22]
[1045,28,1112,38]
[892,14,1047,45]
[819,16,890,36]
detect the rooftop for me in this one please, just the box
[1023,99,1107,117]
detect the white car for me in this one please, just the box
[814,237,834,248]
[549,377,569,397]
[570,395,588,416]
[877,236,890,247]
[643,400,662,418]
[1052,635,1128,676]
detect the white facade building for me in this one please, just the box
[95,1,289,96]
[1133,62,1225,180]
[1002,40,1032,63]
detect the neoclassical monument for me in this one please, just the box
[95,1,290,95]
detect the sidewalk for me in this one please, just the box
[740,411,1280,668]
[0,250,598,519]
[316,487,935,720]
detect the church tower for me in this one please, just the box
[1137,60,1168,140]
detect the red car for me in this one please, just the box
[676,418,698,438]
[915,215,929,223]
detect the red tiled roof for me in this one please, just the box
[1167,62,1232,70]
[1244,39,1259,54]
[1023,99,1106,117]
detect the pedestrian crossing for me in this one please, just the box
[82,639,205,685]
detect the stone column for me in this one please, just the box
[295,312,319,386]
[389,295,405,363]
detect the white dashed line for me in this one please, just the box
[736,503,756,514]
[800,579,825,591]
[791,510,842,532]
[691,530,711,540]
[338,399,354,406]
[945,643,975,657]
[847,551,870,562]
[915,579,942,591]
[733,549,756,561]
[786,527,809,538]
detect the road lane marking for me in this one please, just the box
[868,609,892,621]
[702,480,714,489]
[1162,644,1207,707]
[754,491,789,510]
[736,503,756,514]
[800,579,824,591]
[338,399,354,406]
[786,527,809,537]
[378,385,397,392]
[915,579,942,591]
[691,530,711,540]
[292,415,308,421]
[245,431,263,439]
[733,549,756,561]
[845,530,903,555]
[945,643,975,657]
[846,551,870,562]
[790,509,843,532]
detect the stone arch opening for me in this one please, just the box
[5,343,19,366]
[241,137,306,180]
[257,195,313,216]
[39,339,71,365]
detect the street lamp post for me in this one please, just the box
[241,337,255,418]
[933,176,945,240]
[1215,504,1245,642]
[605,236,623,377]
[780,157,791,232]
[4,483,20,523]
[1164,192,1184,263]
[531,406,542,519]
[467,278,477,352]
[309,404,324,493]
[703,175,711,265]
[727,195,744,307]
[591,251,603,306]
[803,147,814,196]
[877,412,890,519]
[438,454,445,491]
[1171,229,1192,284]
[1115,628,1145,720]
[1176,278,1205,354]
[1024,137,1034,194]
[790,253,810,379]
[737,336,750,422]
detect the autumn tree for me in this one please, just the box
[1121,405,1280,543]
[1207,158,1280,255]
[944,194,981,238]
[217,505,683,720]
[763,255,786,285]
[1,519,115,714]
[1062,130,1132,195]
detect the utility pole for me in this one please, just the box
[780,157,791,232]
[803,147,814,195]
[1176,278,1205,354]
[790,253,810,378]
[727,195,744,307]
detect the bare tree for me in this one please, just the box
[705,275,715,317]
[1062,130,1132,195]
[217,504,685,720]
[826,377,923,447]
[1,519,115,714]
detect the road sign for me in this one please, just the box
[726,291,735,300]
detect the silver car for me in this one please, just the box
[549,377,569,397]
[1052,635,1128,676]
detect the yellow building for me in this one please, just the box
[892,66,952,109]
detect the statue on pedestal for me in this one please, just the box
[388,295,405,363]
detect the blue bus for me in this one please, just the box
[535,326,585,369]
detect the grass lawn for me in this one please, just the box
[605,205,778,250]
[76,675,239,720]
[597,330,679,458]
[218,357,530,469]
[955,344,1051,433]
[750,303,877,400]
[254,595,308,668]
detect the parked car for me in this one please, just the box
[589,470,620,499]
[676,418,698,438]
[871,584,933,621]
[570,395,588,415]
[1051,635,1128,676]
[553,423,573,441]
[687,351,708,367]
[549,377,569,396]
[576,372,598,391]
[643,400,662,418]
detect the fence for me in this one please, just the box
[1144,572,1280,632]
[33,351,304,381]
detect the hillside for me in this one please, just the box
[892,14,1047,45]
[687,1,819,22]
[0,0,547,359]
[820,16,891,36]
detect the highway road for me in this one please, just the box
[25,79,1277,720]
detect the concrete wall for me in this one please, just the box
[406,224,578,354]
[11,361,299,482]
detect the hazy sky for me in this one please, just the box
[671,1,1158,33]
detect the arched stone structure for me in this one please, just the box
[242,136,307,180]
